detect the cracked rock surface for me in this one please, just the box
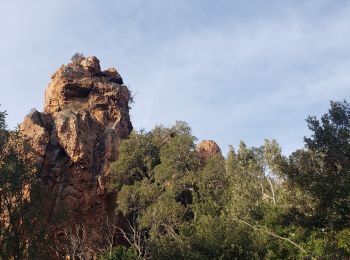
[20,56,132,249]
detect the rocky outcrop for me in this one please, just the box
[196,140,222,160]
[20,56,132,251]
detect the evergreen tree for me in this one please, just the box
[0,110,45,259]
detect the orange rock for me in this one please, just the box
[20,56,132,253]
[196,140,222,160]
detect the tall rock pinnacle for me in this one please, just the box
[20,56,132,251]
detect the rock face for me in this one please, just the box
[196,140,222,160]
[20,56,132,250]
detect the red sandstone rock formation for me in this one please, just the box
[196,140,222,160]
[20,56,132,252]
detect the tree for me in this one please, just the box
[0,109,6,150]
[110,122,201,258]
[107,102,350,259]
[280,101,350,258]
[303,100,350,228]
[99,245,137,260]
[109,131,160,190]
[0,110,45,259]
[285,101,350,227]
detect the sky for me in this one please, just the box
[0,0,350,155]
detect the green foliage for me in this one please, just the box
[109,131,160,190]
[0,109,7,152]
[296,100,350,229]
[109,102,350,259]
[3,100,350,258]
[0,111,46,259]
[110,122,296,259]
[278,100,350,258]
[99,245,137,260]
[154,133,199,183]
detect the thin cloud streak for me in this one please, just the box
[0,0,349,156]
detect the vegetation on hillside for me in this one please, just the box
[107,100,350,259]
[1,100,350,259]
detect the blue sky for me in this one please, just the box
[1,0,350,155]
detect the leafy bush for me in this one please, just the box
[99,246,137,260]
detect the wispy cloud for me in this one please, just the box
[0,0,349,155]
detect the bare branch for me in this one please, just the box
[267,177,276,205]
[117,215,149,259]
[233,218,308,254]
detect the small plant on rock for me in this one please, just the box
[71,52,85,64]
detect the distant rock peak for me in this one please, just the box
[196,140,222,160]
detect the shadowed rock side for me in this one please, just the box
[20,56,132,252]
